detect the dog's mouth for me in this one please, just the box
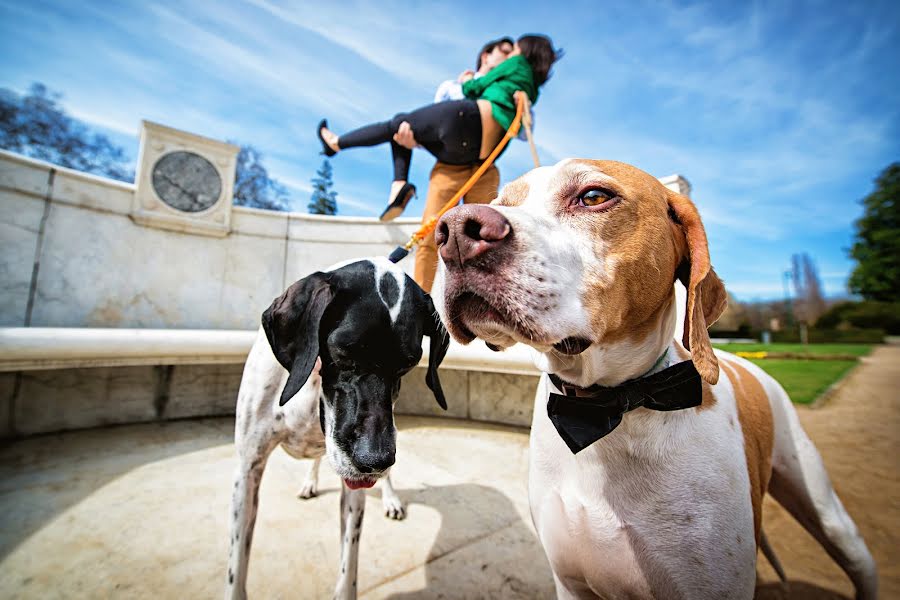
[448,292,522,344]
[552,336,593,355]
[448,292,592,354]
[343,477,377,490]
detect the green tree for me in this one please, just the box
[231,143,289,211]
[816,300,900,334]
[308,159,338,215]
[0,83,132,181]
[2,83,291,211]
[848,163,900,301]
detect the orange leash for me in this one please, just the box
[388,94,527,263]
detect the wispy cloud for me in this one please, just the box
[246,0,479,88]
[67,107,137,137]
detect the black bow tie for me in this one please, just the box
[547,360,702,454]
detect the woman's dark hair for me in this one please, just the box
[476,37,514,70]
[517,34,563,87]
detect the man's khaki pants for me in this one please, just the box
[414,161,500,293]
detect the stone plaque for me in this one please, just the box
[131,121,238,237]
[151,151,222,212]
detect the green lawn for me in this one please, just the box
[742,358,858,404]
[711,343,872,404]
[713,343,873,357]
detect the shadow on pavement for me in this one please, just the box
[378,482,554,600]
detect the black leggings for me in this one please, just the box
[337,99,483,181]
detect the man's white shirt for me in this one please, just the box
[434,79,465,103]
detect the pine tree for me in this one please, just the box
[308,159,338,215]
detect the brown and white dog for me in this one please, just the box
[431,159,877,599]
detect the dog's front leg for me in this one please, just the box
[380,470,405,520]
[333,484,366,600]
[225,445,274,600]
[297,456,321,499]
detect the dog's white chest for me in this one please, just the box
[279,417,325,459]
[528,376,757,599]
[533,487,655,597]
[278,377,326,460]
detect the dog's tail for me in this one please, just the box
[759,528,787,582]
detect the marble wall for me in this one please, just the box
[1,149,690,332]
[0,150,420,330]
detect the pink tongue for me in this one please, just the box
[344,478,376,490]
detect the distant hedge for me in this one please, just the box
[816,301,900,334]
[771,328,885,344]
[706,327,884,343]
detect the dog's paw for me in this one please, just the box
[296,483,318,499]
[383,497,406,520]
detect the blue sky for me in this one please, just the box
[1,0,898,301]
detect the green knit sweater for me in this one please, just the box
[462,55,538,131]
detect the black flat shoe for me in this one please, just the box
[379,182,416,222]
[317,119,337,157]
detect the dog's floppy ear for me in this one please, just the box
[422,293,450,410]
[667,191,727,385]
[261,272,335,405]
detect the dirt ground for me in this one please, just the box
[754,343,900,599]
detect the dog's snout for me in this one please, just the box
[351,409,396,473]
[351,447,395,473]
[437,205,511,268]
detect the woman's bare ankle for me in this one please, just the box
[389,180,407,199]
[320,127,340,153]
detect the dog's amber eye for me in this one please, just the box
[578,188,618,208]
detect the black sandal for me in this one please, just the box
[317,119,337,157]
[379,182,417,222]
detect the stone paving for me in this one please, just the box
[0,416,553,599]
[1,344,897,599]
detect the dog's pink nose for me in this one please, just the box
[436,205,511,267]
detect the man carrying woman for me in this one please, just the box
[317,33,561,283]
[397,36,512,292]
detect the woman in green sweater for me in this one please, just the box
[318,34,561,221]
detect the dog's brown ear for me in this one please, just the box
[262,272,335,405]
[667,191,727,385]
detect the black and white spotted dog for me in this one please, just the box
[225,258,449,600]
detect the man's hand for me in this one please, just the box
[457,69,475,83]
[393,121,419,150]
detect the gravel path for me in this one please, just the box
[755,343,900,599]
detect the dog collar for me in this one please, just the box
[547,356,701,454]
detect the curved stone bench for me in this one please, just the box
[0,327,541,438]
[1,150,689,439]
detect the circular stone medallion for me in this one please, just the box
[151,151,223,212]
